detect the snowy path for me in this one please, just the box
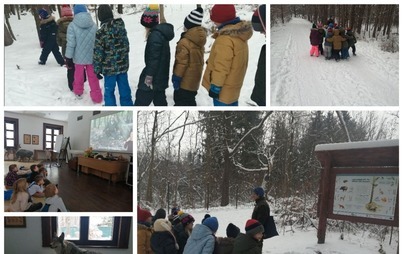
[270,18,399,106]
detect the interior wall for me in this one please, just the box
[4,217,133,254]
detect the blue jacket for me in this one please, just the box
[65,12,97,64]
[183,224,215,254]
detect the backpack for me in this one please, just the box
[263,216,279,239]
[41,203,51,212]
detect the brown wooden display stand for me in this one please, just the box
[77,156,128,184]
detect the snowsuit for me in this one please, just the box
[183,224,215,254]
[339,29,350,59]
[252,196,271,238]
[347,30,357,55]
[173,223,190,254]
[317,27,326,55]
[172,26,207,106]
[326,29,346,61]
[65,12,102,103]
[232,233,263,254]
[251,44,266,106]
[38,16,65,65]
[309,28,320,57]
[57,16,76,91]
[134,23,175,106]
[202,18,253,106]
[93,18,133,106]
[138,223,153,254]
[151,231,179,254]
[324,31,333,59]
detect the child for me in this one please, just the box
[214,223,240,254]
[202,4,253,106]
[250,4,266,107]
[173,213,195,254]
[43,184,67,212]
[183,217,218,254]
[138,206,153,254]
[27,164,39,183]
[317,22,326,55]
[309,23,320,57]
[5,164,20,189]
[93,5,133,106]
[65,4,102,103]
[346,28,357,56]
[37,8,65,66]
[27,175,45,198]
[38,166,51,186]
[9,178,43,212]
[134,5,175,106]
[151,218,180,254]
[340,28,350,59]
[172,7,206,106]
[232,219,264,254]
[326,29,346,61]
[56,5,75,91]
[324,28,334,60]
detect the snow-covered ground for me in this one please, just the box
[270,18,399,106]
[4,5,265,106]
[168,205,398,254]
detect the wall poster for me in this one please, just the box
[333,174,398,221]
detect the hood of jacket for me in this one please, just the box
[72,12,95,29]
[40,15,56,25]
[57,16,74,25]
[190,224,214,240]
[152,23,175,42]
[182,26,207,48]
[214,20,253,42]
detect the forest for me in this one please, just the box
[270,5,399,52]
[137,111,398,210]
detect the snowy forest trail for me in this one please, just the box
[270,18,399,106]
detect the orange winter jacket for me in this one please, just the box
[326,29,346,50]
[173,26,207,92]
[202,20,253,104]
[137,223,153,254]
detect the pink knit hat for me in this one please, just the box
[61,5,73,17]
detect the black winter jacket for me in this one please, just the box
[151,231,178,254]
[173,223,189,254]
[252,197,270,227]
[138,23,175,91]
[251,44,266,106]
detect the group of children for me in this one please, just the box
[137,205,265,254]
[4,163,67,212]
[309,17,357,61]
[37,4,266,106]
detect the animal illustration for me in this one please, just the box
[339,186,348,191]
[338,204,345,209]
[4,147,15,160]
[50,232,102,254]
[15,147,33,162]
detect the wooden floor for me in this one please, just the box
[44,161,133,212]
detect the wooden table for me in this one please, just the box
[77,157,128,184]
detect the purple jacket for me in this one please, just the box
[309,28,321,46]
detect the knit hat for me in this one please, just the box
[251,4,266,33]
[202,217,219,233]
[253,187,265,198]
[226,223,240,238]
[98,4,114,23]
[153,219,173,232]
[38,9,49,19]
[201,213,211,224]
[180,213,195,226]
[138,208,152,223]
[184,7,204,30]
[61,5,73,17]
[141,4,160,28]
[245,219,264,236]
[154,208,167,220]
[317,22,323,28]
[210,4,236,24]
[73,4,87,15]
[328,23,334,28]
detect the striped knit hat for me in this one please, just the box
[184,7,203,30]
[245,219,264,236]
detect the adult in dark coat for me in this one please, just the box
[250,4,266,106]
[173,213,194,254]
[251,187,271,238]
[37,9,65,66]
[134,5,175,106]
[151,219,179,254]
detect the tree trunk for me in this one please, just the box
[16,5,21,20]
[118,5,123,14]
[159,4,166,23]
[5,5,16,41]
[145,111,158,204]
[4,23,14,46]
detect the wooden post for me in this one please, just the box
[317,152,332,244]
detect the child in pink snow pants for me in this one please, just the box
[73,64,102,103]
[309,23,320,57]
[310,45,319,57]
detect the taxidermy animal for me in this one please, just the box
[50,232,102,254]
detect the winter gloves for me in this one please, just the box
[171,75,182,90]
[145,75,153,90]
[209,84,221,99]
[40,41,44,48]
[65,58,74,69]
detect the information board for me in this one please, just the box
[333,174,398,220]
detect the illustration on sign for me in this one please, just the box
[333,174,398,220]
